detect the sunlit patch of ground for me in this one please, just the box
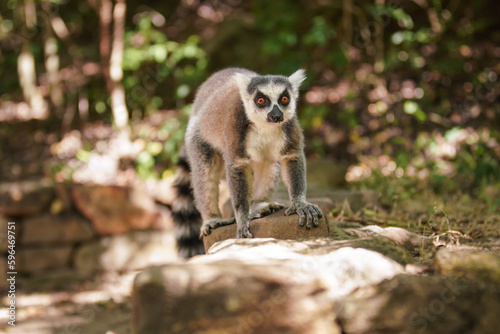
[0,272,137,334]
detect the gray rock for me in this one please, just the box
[0,179,54,216]
[131,261,340,334]
[204,238,406,299]
[336,274,500,334]
[20,213,94,245]
[131,237,408,334]
[434,247,500,286]
[344,225,435,257]
[208,236,414,266]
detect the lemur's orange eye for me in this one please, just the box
[257,97,266,105]
[281,96,289,104]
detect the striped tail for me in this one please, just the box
[171,147,204,258]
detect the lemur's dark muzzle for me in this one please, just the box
[267,105,283,123]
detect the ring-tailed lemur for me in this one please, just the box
[171,68,323,257]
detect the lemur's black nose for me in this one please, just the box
[267,105,283,123]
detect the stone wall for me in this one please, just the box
[0,179,178,290]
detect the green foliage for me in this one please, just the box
[403,101,426,122]
[304,16,336,47]
[133,105,190,180]
[350,126,500,209]
[122,12,207,114]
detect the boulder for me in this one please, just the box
[72,185,159,235]
[0,178,54,216]
[344,225,435,257]
[202,238,406,300]
[20,213,94,245]
[336,274,500,334]
[202,208,330,252]
[434,247,500,286]
[131,261,338,334]
[131,237,407,334]
[207,237,414,266]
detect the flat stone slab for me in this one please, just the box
[202,207,329,253]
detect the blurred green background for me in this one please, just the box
[1,0,499,209]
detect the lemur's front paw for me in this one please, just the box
[285,201,323,229]
[236,223,253,238]
[199,217,236,238]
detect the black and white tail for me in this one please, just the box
[171,147,204,258]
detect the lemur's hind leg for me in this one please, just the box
[187,137,229,237]
[250,161,284,219]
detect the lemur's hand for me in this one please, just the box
[285,201,323,229]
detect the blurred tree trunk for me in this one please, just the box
[17,0,48,119]
[44,32,64,112]
[17,46,48,119]
[100,0,129,130]
[109,0,129,129]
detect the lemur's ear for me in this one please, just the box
[288,69,306,93]
[234,72,252,97]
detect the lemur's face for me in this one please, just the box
[235,70,306,127]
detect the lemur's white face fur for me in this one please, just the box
[234,69,306,128]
